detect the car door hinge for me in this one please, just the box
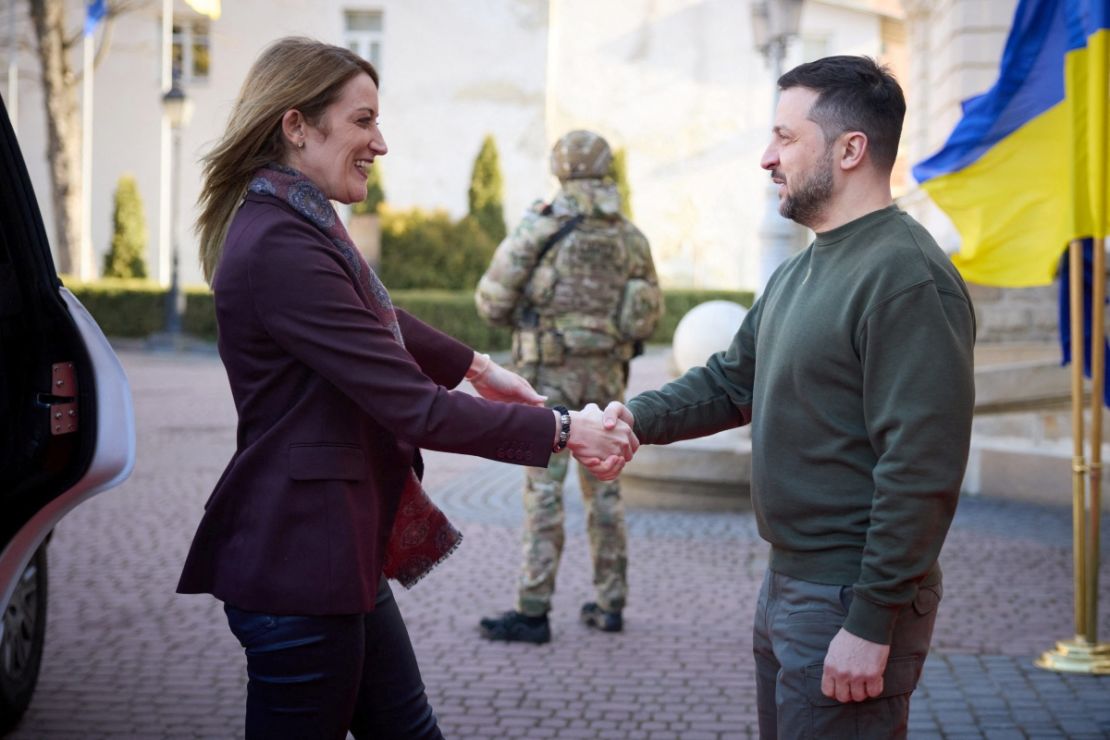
[49,362,78,435]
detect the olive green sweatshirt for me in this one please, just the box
[627,206,975,644]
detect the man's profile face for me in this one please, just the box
[760,86,835,229]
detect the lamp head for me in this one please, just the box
[162,79,193,128]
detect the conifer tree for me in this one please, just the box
[102,175,149,279]
[467,135,507,243]
[353,162,386,215]
[608,147,633,220]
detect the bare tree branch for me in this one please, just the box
[61,0,146,51]
[25,0,148,274]
[91,15,115,68]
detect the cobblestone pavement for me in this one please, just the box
[8,348,1110,739]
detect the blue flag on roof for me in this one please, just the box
[913,0,1110,288]
[84,0,107,36]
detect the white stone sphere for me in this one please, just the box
[672,300,748,375]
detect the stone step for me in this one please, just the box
[966,441,1110,511]
[620,427,751,511]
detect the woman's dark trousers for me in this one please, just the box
[224,577,443,739]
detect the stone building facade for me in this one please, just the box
[2,0,899,289]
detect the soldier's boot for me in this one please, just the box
[579,602,622,633]
[479,611,551,644]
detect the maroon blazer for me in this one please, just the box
[177,193,554,614]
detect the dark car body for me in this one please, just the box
[0,94,135,732]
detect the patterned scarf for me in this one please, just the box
[248,163,462,588]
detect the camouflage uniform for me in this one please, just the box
[476,131,662,618]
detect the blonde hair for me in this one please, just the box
[195,37,379,283]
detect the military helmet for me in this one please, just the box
[549,130,612,181]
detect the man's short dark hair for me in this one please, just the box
[778,55,906,172]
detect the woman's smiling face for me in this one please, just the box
[287,72,387,204]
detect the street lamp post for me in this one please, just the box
[161,78,192,342]
[751,0,804,294]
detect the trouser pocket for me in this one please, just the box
[223,604,279,647]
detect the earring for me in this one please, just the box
[298,140,305,149]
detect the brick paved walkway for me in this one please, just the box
[9,348,1110,739]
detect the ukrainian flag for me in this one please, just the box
[913,0,1109,287]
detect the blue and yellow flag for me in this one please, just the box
[913,0,1109,287]
[84,0,106,36]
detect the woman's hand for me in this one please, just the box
[467,353,547,406]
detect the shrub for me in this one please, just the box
[64,277,752,354]
[183,287,218,341]
[390,289,752,351]
[66,278,163,337]
[378,207,497,291]
[608,147,633,220]
[392,290,512,351]
[654,289,754,342]
[467,135,507,243]
[351,162,385,215]
[102,175,149,279]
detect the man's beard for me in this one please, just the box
[779,147,834,228]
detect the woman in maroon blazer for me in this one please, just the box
[177,38,636,740]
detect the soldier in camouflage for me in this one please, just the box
[475,130,663,644]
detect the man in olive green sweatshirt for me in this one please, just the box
[588,56,975,738]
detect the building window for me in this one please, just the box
[344,10,383,69]
[172,20,210,83]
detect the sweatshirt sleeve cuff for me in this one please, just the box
[843,595,899,645]
[626,397,652,443]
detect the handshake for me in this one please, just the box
[465,352,639,479]
[563,402,637,481]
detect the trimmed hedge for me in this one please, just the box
[64,279,753,351]
[393,290,512,351]
[653,289,754,342]
[183,288,217,340]
[378,208,497,291]
[66,279,165,337]
[64,279,218,340]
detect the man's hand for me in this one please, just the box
[601,400,634,431]
[567,403,638,480]
[572,401,638,479]
[467,353,547,406]
[568,401,639,477]
[821,628,890,703]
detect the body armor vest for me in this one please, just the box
[517,216,631,363]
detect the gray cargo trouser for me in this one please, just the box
[753,569,940,739]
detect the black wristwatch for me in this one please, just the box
[553,405,571,452]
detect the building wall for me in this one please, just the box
[371,0,551,225]
[546,0,765,288]
[6,0,549,288]
[897,0,1066,343]
[545,0,894,289]
[901,0,1019,253]
[5,0,895,291]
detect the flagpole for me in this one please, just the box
[1088,236,1105,646]
[1036,238,1110,674]
[79,29,94,281]
[158,0,173,287]
[6,2,17,135]
[1070,239,1088,642]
